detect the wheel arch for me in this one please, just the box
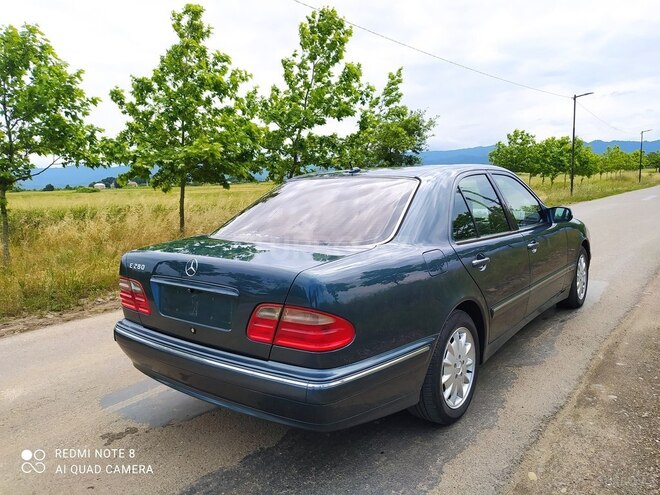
[453,299,487,364]
[582,238,591,262]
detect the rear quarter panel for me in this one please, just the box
[272,243,487,368]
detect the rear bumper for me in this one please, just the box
[114,319,433,431]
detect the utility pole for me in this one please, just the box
[570,92,594,196]
[638,129,652,183]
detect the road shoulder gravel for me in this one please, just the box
[505,272,660,495]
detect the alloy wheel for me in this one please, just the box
[441,327,476,409]
[576,254,588,301]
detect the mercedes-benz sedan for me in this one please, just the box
[114,165,590,431]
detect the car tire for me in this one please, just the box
[409,310,480,425]
[559,246,589,309]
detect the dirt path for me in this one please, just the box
[506,273,660,495]
[0,295,118,338]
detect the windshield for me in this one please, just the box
[212,177,418,246]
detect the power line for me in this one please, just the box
[291,0,571,100]
[577,102,637,136]
[291,0,655,137]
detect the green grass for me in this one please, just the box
[1,169,658,320]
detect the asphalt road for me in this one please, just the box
[1,186,659,495]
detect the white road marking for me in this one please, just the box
[641,194,657,201]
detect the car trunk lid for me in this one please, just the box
[122,236,366,359]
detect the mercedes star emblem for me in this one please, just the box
[185,258,198,277]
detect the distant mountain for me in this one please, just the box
[585,139,660,154]
[16,139,660,190]
[17,165,132,191]
[419,145,495,165]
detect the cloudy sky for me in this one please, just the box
[4,0,659,150]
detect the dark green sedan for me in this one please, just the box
[114,164,590,430]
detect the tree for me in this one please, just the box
[629,149,645,178]
[601,145,630,176]
[110,4,260,233]
[0,23,101,265]
[488,129,538,181]
[646,151,660,173]
[338,68,436,168]
[573,141,599,181]
[42,183,55,191]
[260,7,362,181]
[536,136,571,184]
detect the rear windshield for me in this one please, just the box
[212,177,418,246]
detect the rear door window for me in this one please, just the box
[452,189,478,241]
[457,175,510,237]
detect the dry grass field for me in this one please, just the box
[1,183,273,318]
[524,169,660,205]
[1,169,658,319]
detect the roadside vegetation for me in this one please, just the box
[490,129,660,188]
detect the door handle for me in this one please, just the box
[471,256,490,271]
[527,240,539,253]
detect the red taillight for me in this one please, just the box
[275,306,355,352]
[247,304,355,352]
[119,277,151,315]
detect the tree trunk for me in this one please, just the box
[289,154,300,179]
[0,186,9,266]
[179,178,186,234]
[528,173,532,185]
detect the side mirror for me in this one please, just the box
[548,206,573,223]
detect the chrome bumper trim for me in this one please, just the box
[115,322,430,391]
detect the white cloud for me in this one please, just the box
[4,0,659,150]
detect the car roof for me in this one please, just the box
[291,164,508,181]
